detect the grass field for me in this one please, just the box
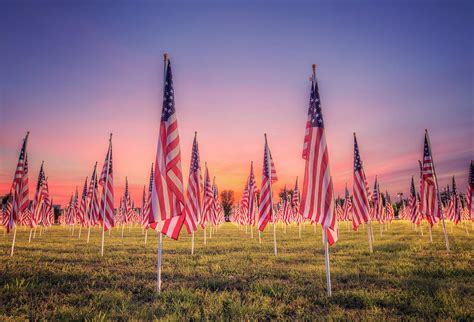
[0,221,473,320]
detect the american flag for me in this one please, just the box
[151,58,185,240]
[78,177,88,226]
[292,177,300,215]
[99,135,114,231]
[420,130,440,226]
[371,177,383,223]
[300,72,335,232]
[123,177,134,224]
[385,191,394,221]
[450,176,461,224]
[211,179,219,225]
[242,162,257,225]
[468,160,473,221]
[409,176,420,224]
[32,162,45,228]
[184,133,203,233]
[352,133,370,230]
[200,164,213,228]
[86,163,100,226]
[40,178,52,226]
[141,185,147,227]
[143,164,154,228]
[282,186,292,224]
[342,185,353,226]
[2,197,12,228]
[9,132,30,233]
[258,135,277,231]
[73,187,79,224]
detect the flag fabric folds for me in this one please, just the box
[151,58,185,240]
[299,74,335,234]
[184,133,203,233]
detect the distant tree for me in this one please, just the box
[220,190,235,221]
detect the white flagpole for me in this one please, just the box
[144,228,148,246]
[100,133,112,257]
[87,226,91,243]
[28,228,33,243]
[203,226,207,244]
[157,230,162,292]
[191,231,195,255]
[367,221,373,253]
[323,228,331,296]
[10,226,17,257]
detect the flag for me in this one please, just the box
[151,58,185,239]
[99,136,114,231]
[342,184,353,224]
[9,132,29,232]
[78,177,88,226]
[40,178,52,226]
[242,162,258,225]
[123,177,134,224]
[31,162,45,228]
[409,176,420,224]
[371,176,383,223]
[184,133,203,233]
[200,164,213,228]
[300,74,335,231]
[450,176,461,224]
[86,163,100,226]
[420,131,440,225]
[143,164,154,228]
[258,135,278,231]
[292,177,300,214]
[352,133,371,230]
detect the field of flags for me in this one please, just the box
[1,55,473,305]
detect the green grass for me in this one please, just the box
[1,221,473,320]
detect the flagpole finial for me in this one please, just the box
[164,53,168,61]
[312,64,316,72]
[109,133,112,141]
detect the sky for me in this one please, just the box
[1,0,472,206]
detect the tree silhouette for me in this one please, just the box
[220,190,235,221]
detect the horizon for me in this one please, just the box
[1,1,473,206]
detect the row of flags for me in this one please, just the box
[2,57,473,291]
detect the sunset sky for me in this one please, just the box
[1,1,472,206]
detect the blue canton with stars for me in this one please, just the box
[162,60,175,122]
[191,138,200,172]
[308,79,324,128]
[353,137,362,171]
[263,145,270,178]
[423,134,431,158]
